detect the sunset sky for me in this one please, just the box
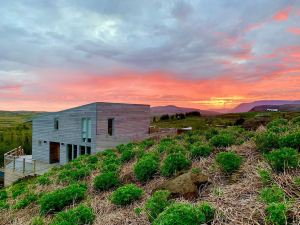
[0,0,300,111]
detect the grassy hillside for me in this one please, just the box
[0,111,41,167]
[1,113,300,225]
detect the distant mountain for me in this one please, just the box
[250,104,300,112]
[150,105,219,116]
[231,100,300,113]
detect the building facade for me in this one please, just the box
[32,102,150,165]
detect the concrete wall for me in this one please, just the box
[95,103,150,150]
[32,103,97,164]
[32,102,150,165]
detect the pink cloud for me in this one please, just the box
[273,6,292,21]
[288,27,300,35]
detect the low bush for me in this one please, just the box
[161,152,191,177]
[51,204,95,225]
[145,190,171,221]
[37,175,51,186]
[30,216,44,225]
[210,133,235,148]
[279,131,300,150]
[254,131,279,152]
[153,203,206,225]
[134,155,159,182]
[110,184,143,206]
[101,153,121,173]
[14,193,38,209]
[197,202,216,222]
[157,138,176,153]
[120,149,135,163]
[0,200,9,210]
[139,139,155,150]
[258,169,273,186]
[94,172,120,191]
[260,185,285,204]
[265,203,287,225]
[10,182,28,199]
[0,190,7,201]
[267,119,288,133]
[190,143,212,158]
[58,167,91,183]
[266,147,299,172]
[39,184,87,214]
[116,143,135,153]
[216,151,242,174]
[291,116,300,125]
[205,128,219,140]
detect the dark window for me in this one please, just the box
[87,146,91,155]
[108,118,114,136]
[80,146,85,155]
[73,145,78,159]
[44,141,47,144]
[67,144,72,162]
[54,118,59,130]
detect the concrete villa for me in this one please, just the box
[3,102,150,186]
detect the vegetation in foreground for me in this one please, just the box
[1,112,300,225]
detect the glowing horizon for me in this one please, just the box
[0,1,300,111]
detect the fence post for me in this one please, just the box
[33,160,36,174]
[13,157,16,172]
[23,158,25,174]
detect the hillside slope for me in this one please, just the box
[250,104,300,112]
[1,116,300,225]
[151,105,219,116]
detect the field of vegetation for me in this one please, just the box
[0,111,41,167]
[1,112,300,225]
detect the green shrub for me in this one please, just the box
[291,116,300,125]
[265,203,287,225]
[39,184,87,214]
[260,185,285,204]
[134,155,159,182]
[14,193,38,209]
[10,182,28,199]
[153,203,206,225]
[205,128,219,140]
[197,202,216,222]
[120,149,135,163]
[210,133,235,148]
[101,153,121,173]
[139,139,155,150]
[190,143,212,158]
[94,172,120,191]
[145,190,171,221]
[0,200,9,210]
[267,119,288,133]
[110,184,143,206]
[51,204,95,225]
[116,143,135,153]
[37,175,51,186]
[30,216,44,225]
[279,131,300,150]
[166,145,186,154]
[258,169,273,186]
[216,151,242,174]
[255,131,279,152]
[0,190,8,201]
[266,147,299,172]
[87,155,98,164]
[58,167,91,183]
[161,152,191,177]
[157,138,176,153]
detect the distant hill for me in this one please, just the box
[231,100,300,113]
[250,104,300,112]
[150,105,219,116]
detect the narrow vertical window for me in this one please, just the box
[67,144,72,162]
[87,146,91,155]
[87,118,91,142]
[54,118,59,130]
[108,118,114,136]
[73,145,78,159]
[82,118,87,142]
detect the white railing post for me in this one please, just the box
[22,158,25,174]
[33,160,36,174]
[13,157,16,172]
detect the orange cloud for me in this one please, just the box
[273,6,292,21]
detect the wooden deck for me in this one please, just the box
[3,147,57,186]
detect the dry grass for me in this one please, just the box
[2,138,300,225]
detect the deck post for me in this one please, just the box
[13,157,16,172]
[22,158,25,174]
[33,160,36,174]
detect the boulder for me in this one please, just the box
[155,171,209,199]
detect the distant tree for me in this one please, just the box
[160,114,170,121]
[185,111,201,117]
[234,117,245,126]
[176,113,186,120]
